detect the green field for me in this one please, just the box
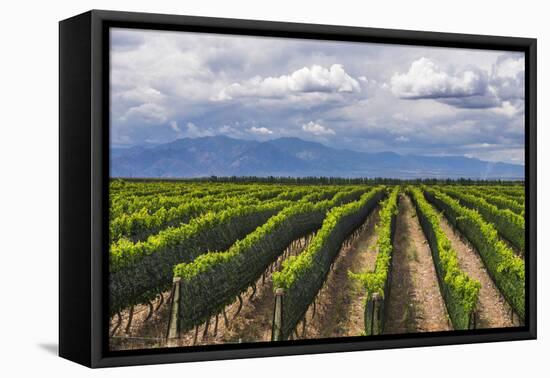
[108,180,525,350]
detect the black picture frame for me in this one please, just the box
[59,9,537,368]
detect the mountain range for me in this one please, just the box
[110,136,524,180]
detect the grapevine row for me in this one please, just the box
[109,187,323,243]
[271,187,386,339]
[409,187,480,329]
[440,186,525,252]
[170,187,374,332]
[474,186,524,203]
[109,200,290,315]
[110,185,285,220]
[348,187,399,334]
[423,187,525,319]
[458,186,524,216]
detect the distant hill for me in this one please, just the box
[110,136,524,180]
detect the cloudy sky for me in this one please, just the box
[110,28,525,164]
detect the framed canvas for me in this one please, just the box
[59,9,537,368]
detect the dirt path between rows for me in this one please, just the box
[301,206,381,339]
[109,234,315,350]
[109,291,172,351]
[384,194,451,334]
[437,214,520,328]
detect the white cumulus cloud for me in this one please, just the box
[114,86,164,105]
[390,57,487,99]
[492,101,520,117]
[493,55,524,79]
[490,54,525,101]
[170,120,181,133]
[249,126,273,135]
[215,64,360,100]
[185,122,215,138]
[119,103,167,125]
[302,121,335,136]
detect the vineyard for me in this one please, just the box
[108,179,525,350]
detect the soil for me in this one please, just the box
[301,206,381,339]
[109,292,172,350]
[437,213,521,328]
[109,234,315,350]
[384,194,452,334]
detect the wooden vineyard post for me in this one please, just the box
[364,293,382,336]
[374,293,383,335]
[364,296,373,336]
[469,309,478,330]
[166,277,181,347]
[271,288,284,341]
